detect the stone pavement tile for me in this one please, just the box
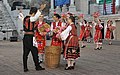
[0,41,120,75]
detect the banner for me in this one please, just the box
[99,0,112,4]
[55,0,70,6]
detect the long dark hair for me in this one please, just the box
[54,14,61,19]
[84,20,87,24]
[69,16,77,28]
[29,7,38,15]
[69,16,75,24]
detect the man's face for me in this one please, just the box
[53,16,58,21]
[39,15,44,21]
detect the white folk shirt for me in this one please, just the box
[18,12,24,21]
[93,22,103,29]
[60,24,72,40]
[99,24,103,29]
[30,10,41,22]
[79,22,86,26]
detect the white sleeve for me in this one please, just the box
[105,25,107,34]
[79,22,83,26]
[105,25,108,28]
[18,13,24,21]
[30,10,41,22]
[60,26,72,40]
[99,24,103,29]
[90,25,92,28]
[61,22,65,27]
[51,23,53,31]
[94,23,97,26]
[92,23,96,29]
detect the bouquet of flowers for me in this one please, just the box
[92,12,100,18]
[78,14,84,23]
[53,26,61,33]
[61,13,67,18]
[79,14,84,18]
[92,12,100,23]
[53,26,67,38]
[109,26,116,31]
[38,23,50,35]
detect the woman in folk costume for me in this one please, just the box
[85,22,92,43]
[35,15,47,63]
[51,14,65,46]
[60,13,68,54]
[60,13,73,54]
[93,19,103,50]
[60,16,80,70]
[61,13,75,54]
[105,20,116,45]
[79,19,87,48]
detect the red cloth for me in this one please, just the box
[35,22,46,54]
[94,25,102,43]
[105,28,111,39]
[105,25,115,39]
[51,21,62,47]
[85,25,92,38]
[66,25,78,47]
[79,25,85,41]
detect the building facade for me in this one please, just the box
[4,0,120,41]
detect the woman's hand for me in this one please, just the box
[39,4,46,11]
[53,29,57,33]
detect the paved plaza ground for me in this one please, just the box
[0,40,120,75]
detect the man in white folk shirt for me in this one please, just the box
[23,4,46,72]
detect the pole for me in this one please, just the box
[112,0,116,14]
[103,0,107,15]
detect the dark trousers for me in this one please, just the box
[23,34,39,69]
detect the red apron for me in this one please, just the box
[94,25,102,43]
[35,22,46,54]
[105,25,114,39]
[79,25,86,41]
[85,25,92,38]
[64,24,80,59]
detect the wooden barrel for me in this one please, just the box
[45,46,61,68]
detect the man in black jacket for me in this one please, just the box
[23,4,46,72]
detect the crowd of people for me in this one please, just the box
[21,4,116,72]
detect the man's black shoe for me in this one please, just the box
[36,66,45,71]
[81,45,86,48]
[61,51,64,54]
[24,68,29,72]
